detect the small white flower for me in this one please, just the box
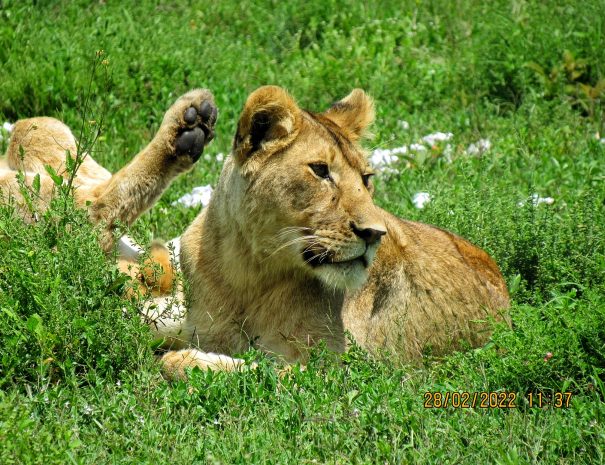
[534,195,554,206]
[172,184,213,208]
[216,152,224,162]
[412,192,431,209]
[466,139,492,156]
[116,380,121,387]
[409,143,426,152]
[518,194,555,207]
[397,120,410,130]
[203,153,212,162]
[2,122,13,133]
[422,132,453,146]
[369,147,406,169]
[83,404,93,415]
[600,138,605,145]
[390,146,408,155]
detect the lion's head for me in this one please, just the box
[217,86,387,291]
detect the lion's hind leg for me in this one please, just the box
[1,117,112,212]
[6,117,78,174]
[7,117,112,184]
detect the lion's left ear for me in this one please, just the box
[323,89,375,141]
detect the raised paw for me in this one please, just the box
[160,89,218,163]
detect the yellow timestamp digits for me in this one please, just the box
[424,391,517,409]
[424,391,573,409]
[527,391,573,408]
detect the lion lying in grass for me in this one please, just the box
[0,86,509,379]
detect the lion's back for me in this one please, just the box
[343,212,510,360]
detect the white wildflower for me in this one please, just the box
[172,184,213,208]
[422,132,453,146]
[466,139,492,156]
[534,195,555,206]
[600,138,605,145]
[215,152,224,162]
[412,192,431,209]
[518,194,555,207]
[369,146,407,169]
[83,404,93,415]
[397,120,410,130]
[2,122,13,133]
[409,143,426,152]
[203,153,212,162]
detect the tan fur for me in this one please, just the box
[1,86,509,379]
[118,242,177,298]
[0,89,215,251]
[155,86,510,376]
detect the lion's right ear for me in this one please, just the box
[323,89,375,141]
[233,86,302,166]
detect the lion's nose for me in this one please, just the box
[351,223,387,245]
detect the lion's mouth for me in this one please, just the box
[302,249,368,268]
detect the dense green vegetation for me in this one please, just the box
[1,0,604,463]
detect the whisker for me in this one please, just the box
[366,134,397,152]
[271,226,313,241]
[262,235,319,262]
[303,247,332,265]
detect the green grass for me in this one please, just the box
[1,0,605,463]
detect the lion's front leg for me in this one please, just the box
[89,89,217,251]
[160,348,255,381]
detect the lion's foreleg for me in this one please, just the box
[160,348,255,381]
[89,89,217,251]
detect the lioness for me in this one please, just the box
[1,86,509,378]
[154,86,510,377]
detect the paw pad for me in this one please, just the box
[176,126,205,158]
[175,98,217,162]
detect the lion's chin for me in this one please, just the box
[313,259,369,292]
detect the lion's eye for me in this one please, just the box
[309,163,331,180]
[362,173,374,187]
